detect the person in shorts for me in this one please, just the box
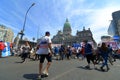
[36,31,53,79]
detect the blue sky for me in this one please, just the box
[0,0,120,43]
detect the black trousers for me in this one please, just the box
[86,54,95,64]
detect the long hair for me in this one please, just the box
[100,42,108,51]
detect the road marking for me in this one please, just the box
[49,68,76,80]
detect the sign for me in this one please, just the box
[2,42,11,57]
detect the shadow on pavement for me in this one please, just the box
[23,73,38,80]
[77,66,108,72]
[14,61,24,63]
[94,68,108,72]
[77,66,93,70]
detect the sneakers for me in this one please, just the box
[44,74,48,77]
[43,71,49,77]
[41,74,45,78]
[37,75,42,80]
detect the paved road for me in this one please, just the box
[0,56,120,80]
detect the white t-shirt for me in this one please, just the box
[36,36,52,55]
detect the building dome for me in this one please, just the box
[63,18,72,35]
[63,18,71,29]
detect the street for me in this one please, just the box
[0,56,120,80]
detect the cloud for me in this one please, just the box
[54,0,120,43]
[86,6,120,43]
[1,0,120,44]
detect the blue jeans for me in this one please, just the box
[102,56,108,67]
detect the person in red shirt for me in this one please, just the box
[0,41,5,58]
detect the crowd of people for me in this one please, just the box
[0,31,120,80]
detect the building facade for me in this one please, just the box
[101,36,112,42]
[108,10,120,42]
[52,19,96,47]
[0,25,14,42]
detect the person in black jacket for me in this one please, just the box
[83,40,95,69]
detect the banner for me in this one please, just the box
[2,42,11,57]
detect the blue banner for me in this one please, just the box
[2,42,11,57]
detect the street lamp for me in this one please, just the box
[19,3,35,41]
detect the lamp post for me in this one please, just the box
[19,3,35,41]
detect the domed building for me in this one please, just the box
[52,18,96,47]
[63,18,72,36]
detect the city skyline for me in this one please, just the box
[0,0,120,43]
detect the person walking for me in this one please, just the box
[94,44,102,64]
[54,46,59,60]
[59,45,65,60]
[107,44,115,64]
[20,41,30,63]
[83,40,95,69]
[99,42,110,71]
[36,31,53,79]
